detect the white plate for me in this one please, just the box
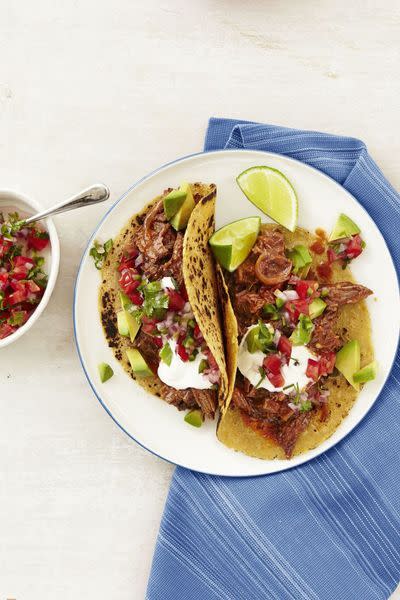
[73,150,399,476]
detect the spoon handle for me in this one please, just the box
[24,183,110,224]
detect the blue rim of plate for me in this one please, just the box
[73,148,400,477]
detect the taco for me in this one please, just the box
[216,223,374,459]
[100,182,228,421]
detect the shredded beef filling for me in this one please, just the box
[228,228,372,457]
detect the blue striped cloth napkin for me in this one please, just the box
[147,119,400,600]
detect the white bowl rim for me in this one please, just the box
[0,189,60,348]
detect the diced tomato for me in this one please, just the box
[267,371,285,388]
[12,256,34,280]
[118,248,139,272]
[278,335,292,362]
[129,291,143,306]
[327,248,337,264]
[142,317,157,334]
[263,354,282,375]
[203,347,218,370]
[0,238,12,258]
[27,229,50,251]
[176,341,189,362]
[310,239,325,255]
[306,359,320,381]
[193,324,202,338]
[345,234,363,259]
[180,284,189,302]
[286,299,310,322]
[10,279,25,292]
[7,289,27,306]
[296,280,318,300]
[118,268,141,295]
[0,322,16,339]
[319,352,336,377]
[26,280,41,293]
[167,289,186,312]
[0,272,8,290]
[153,336,163,348]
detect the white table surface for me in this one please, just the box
[1,1,399,598]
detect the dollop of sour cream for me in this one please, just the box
[238,324,315,394]
[157,338,213,390]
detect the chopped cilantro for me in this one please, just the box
[89,239,113,270]
[159,342,173,366]
[255,367,266,389]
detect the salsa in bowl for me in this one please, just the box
[0,190,59,348]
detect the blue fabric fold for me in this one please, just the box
[147,118,400,600]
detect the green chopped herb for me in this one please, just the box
[263,303,279,320]
[255,367,266,389]
[183,336,194,348]
[104,238,113,254]
[283,383,295,391]
[142,281,169,318]
[300,400,312,413]
[198,359,208,374]
[275,296,285,309]
[8,311,26,326]
[89,239,113,270]
[159,342,173,366]
[0,212,26,238]
[34,256,45,267]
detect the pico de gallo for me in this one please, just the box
[0,211,49,340]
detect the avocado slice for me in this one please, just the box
[184,409,203,428]
[117,311,129,337]
[329,213,360,242]
[163,187,187,220]
[309,298,326,319]
[98,362,114,383]
[353,360,377,383]
[118,292,141,342]
[335,340,360,390]
[170,182,195,231]
[126,348,153,377]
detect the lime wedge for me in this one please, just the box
[236,166,298,232]
[209,217,261,272]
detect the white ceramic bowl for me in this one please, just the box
[0,190,60,348]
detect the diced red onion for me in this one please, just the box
[283,290,299,301]
[134,254,143,267]
[204,368,220,384]
[288,402,300,412]
[273,329,281,345]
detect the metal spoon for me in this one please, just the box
[24,183,110,225]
